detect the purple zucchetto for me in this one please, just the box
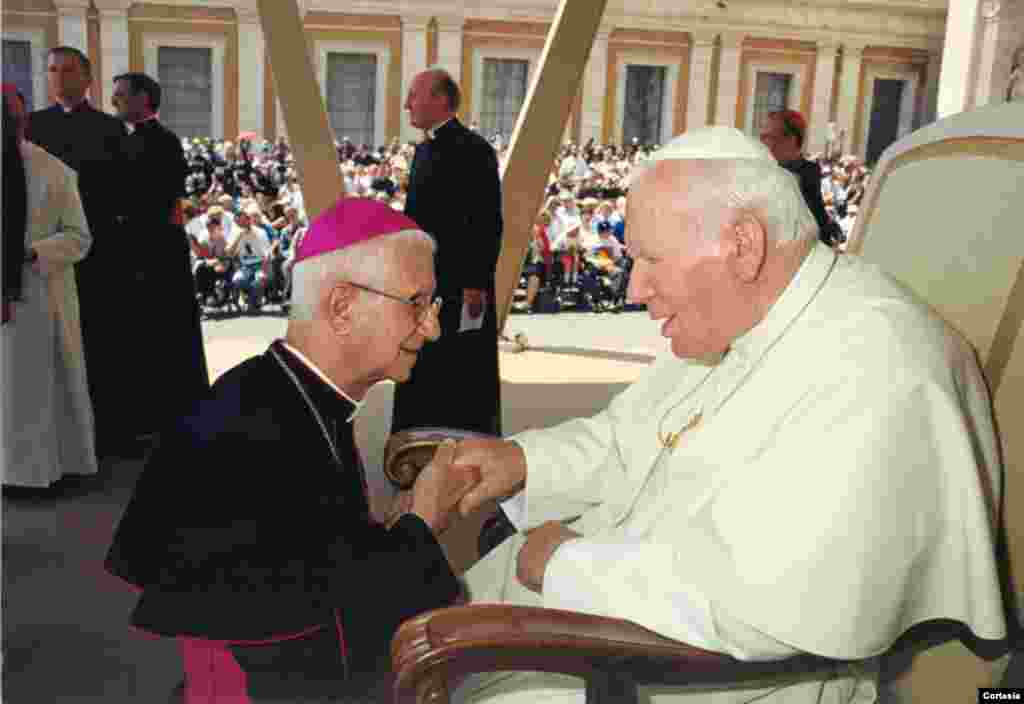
[294,197,424,264]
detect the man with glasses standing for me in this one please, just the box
[106,198,477,702]
[394,68,504,436]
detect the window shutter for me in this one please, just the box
[158,46,213,139]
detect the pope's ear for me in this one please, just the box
[725,214,767,283]
[325,282,358,335]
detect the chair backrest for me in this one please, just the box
[846,101,1024,702]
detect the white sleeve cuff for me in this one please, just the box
[498,492,527,532]
[540,537,802,661]
[541,537,724,655]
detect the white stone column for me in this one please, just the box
[236,9,265,139]
[808,41,839,155]
[98,7,130,115]
[922,48,943,126]
[685,30,716,131]
[713,32,744,127]
[401,15,431,142]
[55,1,90,54]
[435,16,464,85]
[579,28,611,143]
[835,42,866,156]
[938,0,984,118]
[973,1,1000,106]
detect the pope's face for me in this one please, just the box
[626,162,737,360]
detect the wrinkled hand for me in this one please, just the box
[516,521,581,593]
[453,438,527,518]
[464,288,486,319]
[411,439,481,535]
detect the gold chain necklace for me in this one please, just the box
[655,361,721,450]
[654,250,839,452]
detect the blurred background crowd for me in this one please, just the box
[180,131,870,316]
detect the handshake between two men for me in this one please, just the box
[389,437,580,594]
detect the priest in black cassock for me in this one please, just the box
[109,72,208,437]
[106,198,477,702]
[392,69,504,436]
[26,47,129,457]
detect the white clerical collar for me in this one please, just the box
[730,241,837,362]
[425,117,454,141]
[280,341,364,422]
[125,115,158,135]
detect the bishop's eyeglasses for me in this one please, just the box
[347,282,442,325]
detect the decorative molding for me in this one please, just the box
[52,0,91,11]
[92,0,133,14]
[981,1,1002,21]
[690,29,718,47]
[720,31,746,49]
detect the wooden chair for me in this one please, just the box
[389,101,1024,704]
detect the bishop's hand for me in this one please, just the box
[453,438,527,518]
[410,439,480,535]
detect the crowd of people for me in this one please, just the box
[177,128,870,316]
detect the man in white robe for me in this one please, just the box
[2,90,96,487]
[446,127,1007,703]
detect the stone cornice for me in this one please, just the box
[52,0,92,12]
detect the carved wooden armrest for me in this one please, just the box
[391,604,835,704]
[384,427,498,490]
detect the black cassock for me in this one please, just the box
[393,118,504,436]
[116,119,209,436]
[26,102,130,453]
[780,158,842,246]
[106,341,460,699]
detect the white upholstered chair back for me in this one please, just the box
[846,101,1024,702]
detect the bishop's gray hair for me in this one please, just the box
[289,230,436,322]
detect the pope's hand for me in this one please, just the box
[411,439,480,535]
[516,521,581,593]
[453,438,527,517]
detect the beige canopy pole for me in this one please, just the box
[256,0,346,220]
[494,0,608,332]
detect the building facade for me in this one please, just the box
[2,0,1021,163]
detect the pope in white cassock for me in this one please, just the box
[447,127,1007,703]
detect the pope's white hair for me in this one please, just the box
[693,159,819,245]
[632,157,818,245]
[289,230,436,322]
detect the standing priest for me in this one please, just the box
[110,72,208,438]
[106,198,478,701]
[26,46,129,459]
[392,68,504,436]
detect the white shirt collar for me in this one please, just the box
[280,341,364,422]
[425,116,455,141]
